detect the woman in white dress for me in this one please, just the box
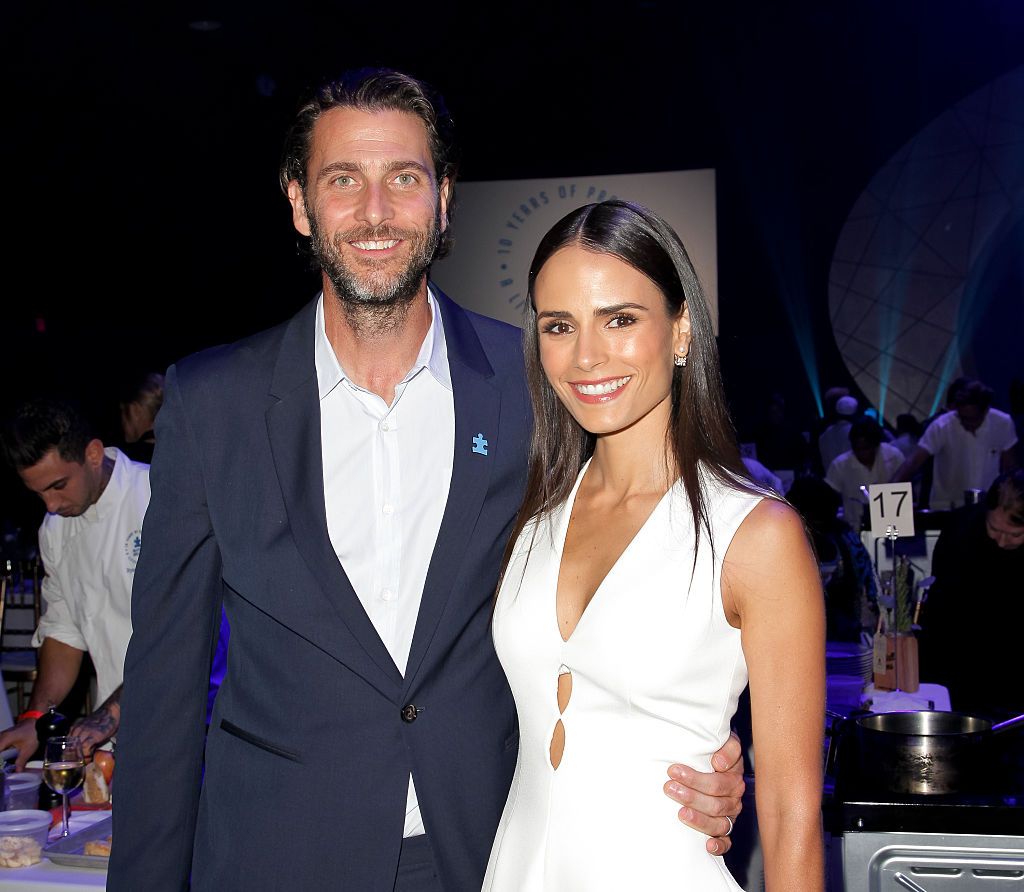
[484,201,825,891]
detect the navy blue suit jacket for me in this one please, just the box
[109,291,531,890]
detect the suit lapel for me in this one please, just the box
[265,300,403,692]
[404,291,500,689]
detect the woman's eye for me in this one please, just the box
[541,321,572,335]
[608,314,637,328]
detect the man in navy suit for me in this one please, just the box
[109,69,744,891]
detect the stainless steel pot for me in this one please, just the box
[849,710,1024,796]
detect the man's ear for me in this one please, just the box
[287,180,312,237]
[439,177,451,233]
[83,438,105,469]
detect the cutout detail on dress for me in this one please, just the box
[549,669,573,769]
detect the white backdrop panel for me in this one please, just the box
[431,170,718,332]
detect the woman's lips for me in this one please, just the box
[569,375,632,403]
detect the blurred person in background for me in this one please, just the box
[825,417,904,531]
[117,371,164,464]
[0,397,228,769]
[817,394,858,475]
[0,397,147,766]
[893,379,1018,510]
[787,476,878,643]
[808,386,849,473]
[918,470,1024,717]
[892,412,925,502]
[892,413,922,458]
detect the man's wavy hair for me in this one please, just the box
[278,67,459,260]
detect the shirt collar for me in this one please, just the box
[314,288,451,401]
[90,447,127,522]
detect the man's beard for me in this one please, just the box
[308,208,441,335]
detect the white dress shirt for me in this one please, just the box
[316,291,455,838]
[33,448,149,705]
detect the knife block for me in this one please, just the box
[872,632,919,692]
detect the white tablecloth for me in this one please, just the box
[860,681,952,712]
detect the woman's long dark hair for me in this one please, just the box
[500,200,754,580]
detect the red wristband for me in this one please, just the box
[17,710,45,723]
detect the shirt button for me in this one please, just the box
[383,504,394,516]
[381,420,391,431]
[381,589,394,602]
[401,704,419,723]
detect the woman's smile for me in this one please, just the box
[569,375,633,401]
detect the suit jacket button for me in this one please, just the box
[401,704,419,723]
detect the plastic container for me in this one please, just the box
[4,774,41,810]
[0,810,52,867]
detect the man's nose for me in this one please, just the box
[41,492,61,513]
[355,182,394,227]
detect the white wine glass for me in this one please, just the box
[43,737,85,838]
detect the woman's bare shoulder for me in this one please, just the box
[723,496,817,599]
[733,497,807,553]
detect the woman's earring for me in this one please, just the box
[674,353,688,368]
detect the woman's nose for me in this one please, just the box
[573,327,606,371]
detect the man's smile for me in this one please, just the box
[349,239,401,251]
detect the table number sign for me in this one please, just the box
[867,482,915,539]
[868,483,918,691]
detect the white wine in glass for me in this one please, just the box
[43,737,85,838]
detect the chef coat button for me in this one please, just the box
[401,704,419,723]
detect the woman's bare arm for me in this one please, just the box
[723,499,826,892]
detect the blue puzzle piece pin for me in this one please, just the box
[472,433,489,456]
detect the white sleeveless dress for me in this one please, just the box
[484,461,763,891]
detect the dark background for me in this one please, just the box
[3,0,1023,530]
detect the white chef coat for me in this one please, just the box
[825,442,904,531]
[32,447,148,706]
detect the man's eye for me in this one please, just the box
[395,173,416,186]
[334,175,355,187]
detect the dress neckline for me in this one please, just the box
[553,459,676,644]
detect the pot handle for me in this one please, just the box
[824,710,848,778]
[991,712,1024,735]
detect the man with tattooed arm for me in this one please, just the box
[0,397,147,766]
